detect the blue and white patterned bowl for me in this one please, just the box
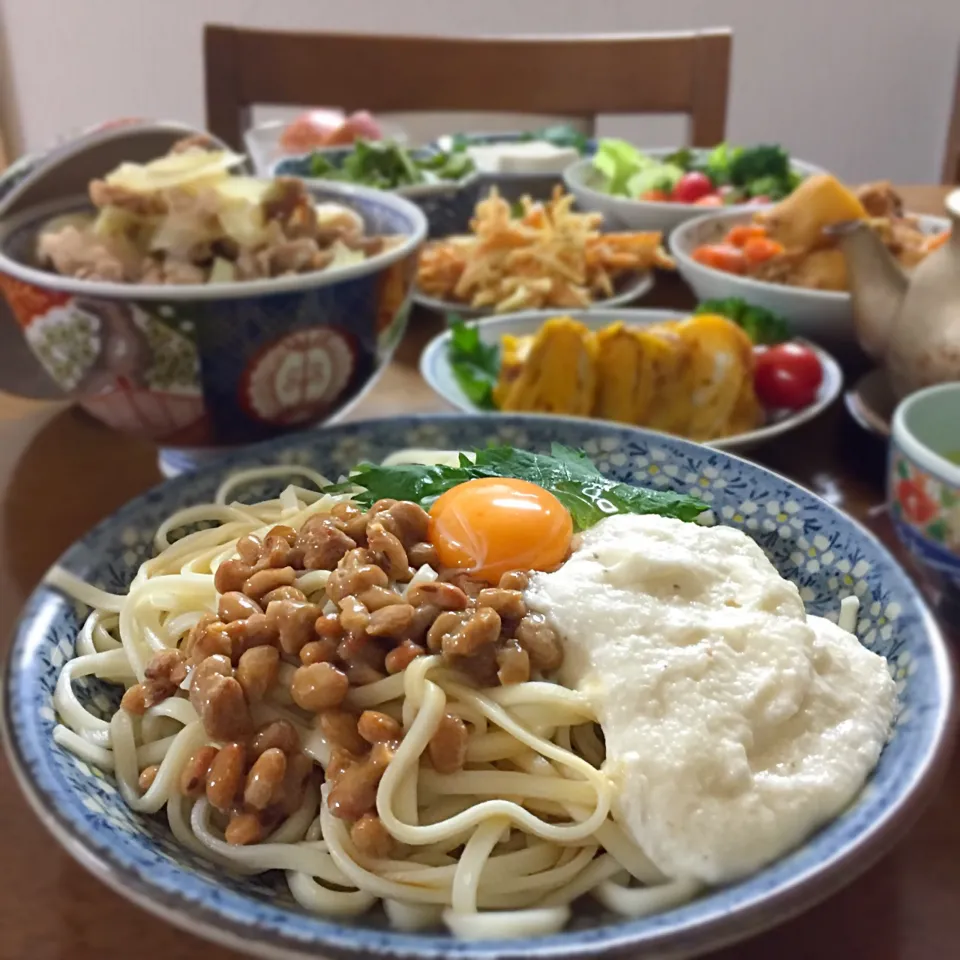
[3,415,954,960]
[274,147,479,240]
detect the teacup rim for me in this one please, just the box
[891,382,960,485]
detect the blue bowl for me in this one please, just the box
[3,414,954,959]
[0,183,427,447]
[274,147,479,239]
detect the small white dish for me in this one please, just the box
[563,150,824,234]
[669,210,952,347]
[244,119,408,177]
[413,270,654,320]
[419,307,843,452]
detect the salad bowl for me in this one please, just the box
[3,412,953,960]
[564,145,823,233]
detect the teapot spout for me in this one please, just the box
[827,219,908,361]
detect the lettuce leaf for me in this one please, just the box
[446,319,499,409]
[592,139,652,195]
[627,163,684,197]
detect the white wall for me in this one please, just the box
[0,0,958,183]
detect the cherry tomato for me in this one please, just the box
[754,343,823,409]
[672,171,715,204]
[639,189,670,202]
[692,244,747,274]
[693,194,724,207]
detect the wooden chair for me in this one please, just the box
[943,48,960,184]
[204,27,732,152]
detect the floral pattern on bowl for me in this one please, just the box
[3,414,954,960]
[889,451,960,589]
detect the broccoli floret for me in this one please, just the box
[729,145,791,187]
[744,175,787,200]
[695,298,790,345]
[703,143,742,186]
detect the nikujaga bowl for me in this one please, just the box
[0,182,427,448]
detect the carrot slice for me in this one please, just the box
[725,224,768,248]
[692,244,747,274]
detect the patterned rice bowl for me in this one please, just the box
[0,183,427,447]
[3,414,954,960]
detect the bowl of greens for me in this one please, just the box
[274,139,479,237]
[564,140,824,233]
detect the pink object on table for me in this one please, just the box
[278,110,383,153]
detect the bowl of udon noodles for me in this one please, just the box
[3,414,953,960]
[0,140,427,446]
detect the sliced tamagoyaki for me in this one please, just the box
[496,316,598,416]
[594,321,687,426]
[492,333,533,409]
[672,314,761,440]
[637,320,700,436]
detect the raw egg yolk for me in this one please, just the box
[428,477,573,583]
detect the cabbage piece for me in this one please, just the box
[215,176,272,205]
[215,177,271,247]
[148,199,220,257]
[105,149,244,194]
[92,205,141,238]
[327,240,366,269]
[315,203,364,236]
[208,257,236,283]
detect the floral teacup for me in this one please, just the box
[889,382,960,592]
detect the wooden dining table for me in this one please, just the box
[0,184,956,960]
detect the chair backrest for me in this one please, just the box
[943,47,960,184]
[204,27,732,152]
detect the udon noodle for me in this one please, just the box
[50,467,699,938]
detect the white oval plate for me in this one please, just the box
[419,308,843,453]
[563,150,825,234]
[413,270,654,320]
